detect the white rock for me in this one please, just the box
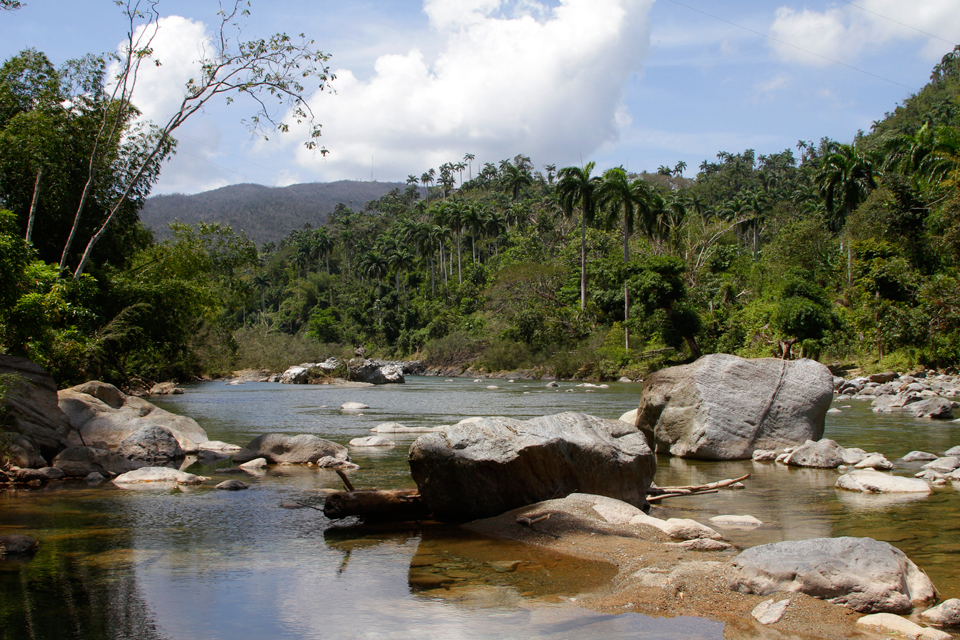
[856,613,951,640]
[239,457,267,469]
[317,457,359,470]
[855,454,893,470]
[902,451,939,462]
[709,514,762,528]
[836,469,932,494]
[113,467,205,486]
[486,385,499,390]
[922,456,960,473]
[619,409,638,424]
[665,539,732,551]
[827,408,842,414]
[591,498,644,524]
[630,512,722,540]
[946,446,960,456]
[349,436,395,447]
[199,440,242,453]
[369,423,437,433]
[752,598,789,625]
[340,402,370,411]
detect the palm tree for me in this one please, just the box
[674,160,687,177]
[557,161,602,310]
[544,163,557,185]
[463,152,475,180]
[464,202,487,261]
[313,227,333,274]
[443,199,468,284]
[599,167,642,348]
[816,142,876,285]
[501,162,533,201]
[252,272,269,312]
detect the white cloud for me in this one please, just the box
[293,0,654,181]
[769,1,960,66]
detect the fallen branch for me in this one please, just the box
[647,488,719,503]
[649,474,750,496]
[334,469,355,492]
[516,513,551,527]
[323,488,430,521]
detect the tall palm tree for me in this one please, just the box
[501,162,533,201]
[599,167,642,348]
[463,152,475,180]
[313,227,333,274]
[252,272,269,312]
[557,161,602,310]
[443,199,468,284]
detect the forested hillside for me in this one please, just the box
[141,181,405,245]
[4,45,960,386]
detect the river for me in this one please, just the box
[1,377,958,639]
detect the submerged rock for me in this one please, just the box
[409,412,655,520]
[215,479,250,491]
[0,534,39,558]
[920,599,960,627]
[113,467,205,486]
[635,354,833,459]
[232,434,349,465]
[370,423,436,433]
[836,469,932,494]
[349,436,395,447]
[730,536,936,613]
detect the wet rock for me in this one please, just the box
[752,598,790,625]
[908,398,955,420]
[709,514,762,528]
[903,451,939,462]
[545,381,559,388]
[752,449,778,462]
[59,381,208,453]
[12,467,64,483]
[239,457,267,469]
[409,412,655,520]
[855,453,893,470]
[784,438,844,468]
[369,422,436,433]
[233,434,349,465]
[113,467,205,485]
[116,425,185,462]
[52,446,143,478]
[857,613,952,640]
[349,436,395,447]
[730,536,936,613]
[0,535,39,557]
[317,456,359,470]
[215,479,250,491]
[635,354,833,460]
[489,561,521,573]
[340,402,369,411]
[920,599,960,627]
[836,469,931,494]
[85,472,105,485]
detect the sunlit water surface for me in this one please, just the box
[1,377,958,639]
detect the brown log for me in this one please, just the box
[646,488,719,503]
[650,474,750,495]
[323,489,431,522]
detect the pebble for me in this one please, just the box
[752,598,790,625]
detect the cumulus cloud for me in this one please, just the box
[769,1,960,66]
[294,0,654,181]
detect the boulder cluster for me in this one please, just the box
[835,370,959,419]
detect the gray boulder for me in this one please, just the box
[836,469,932,494]
[116,425,185,461]
[232,433,349,465]
[908,398,955,419]
[408,412,655,521]
[113,467,205,486]
[635,354,833,459]
[12,467,64,483]
[922,456,960,473]
[347,359,404,384]
[0,356,72,466]
[58,382,208,453]
[730,537,937,613]
[784,438,845,468]
[902,451,939,462]
[52,446,143,478]
[215,479,250,490]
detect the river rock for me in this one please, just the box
[113,467,205,485]
[408,412,655,520]
[730,536,937,613]
[784,439,844,468]
[0,534,39,557]
[920,599,960,627]
[752,598,790,625]
[855,453,893,470]
[369,423,435,433]
[908,398,955,420]
[752,449,778,462]
[0,356,72,466]
[946,446,960,456]
[619,409,638,424]
[12,467,64,483]
[922,457,960,473]
[635,354,833,459]
[58,382,208,453]
[278,365,311,384]
[631,512,722,540]
[148,382,183,395]
[857,613,952,640]
[239,457,267,469]
[869,371,898,384]
[116,425,185,461]
[349,436,395,447]
[903,451,940,462]
[340,402,369,411]
[232,434,349,465]
[52,446,143,478]
[347,359,404,384]
[215,479,250,491]
[709,514,762,527]
[836,468,932,494]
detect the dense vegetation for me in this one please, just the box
[4,44,960,387]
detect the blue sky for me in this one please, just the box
[2,0,958,194]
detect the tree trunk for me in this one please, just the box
[580,215,586,311]
[323,489,430,521]
[25,168,42,244]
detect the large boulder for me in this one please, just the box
[232,433,350,465]
[836,469,932,494]
[730,537,937,613]
[52,446,143,478]
[784,438,845,468]
[116,425,185,462]
[0,356,71,466]
[908,398,955,420]
[635,354,834,460]
[408,412,655,521]
[58,382,208,453]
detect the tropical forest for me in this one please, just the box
[4,43,960,388]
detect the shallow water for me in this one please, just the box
[1,377,959,639]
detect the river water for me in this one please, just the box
[1,377,958,640]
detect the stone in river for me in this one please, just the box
[233,434,349,465]
[836,469,931,494]
[349,436,395,447]
[635,354,833,460]
[409,412,655,520]
[116,425,185,462]
[730,536,936,613]
[784,439,844,468]
[340,402,369,411]
[902,451,939,462]
[922,456,960,473]
[216,479,250,491]
[52,446,143,478]
[0,534,39,557]
[113,467,205,486]
[489,561,521,573]
[920,598,960,627]
[857,613,951,640]
[945,446,960,456]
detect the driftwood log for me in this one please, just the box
[323,489,431,521]
[646,474,750,502]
